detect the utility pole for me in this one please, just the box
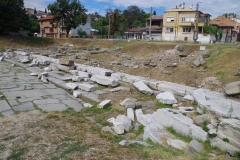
[108,12,112,39]
[149,7,152,40]
[193,2,202,43]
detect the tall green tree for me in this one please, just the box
[27,15,40,37]
[0,0,29,33]
[111,9,126,36]
[34,7,37,14]
[153,10,156,15]
[48,0,88,38]
[123,5,148,29]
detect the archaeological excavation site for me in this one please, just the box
[0,36,240,160]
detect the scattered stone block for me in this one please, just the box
[59,58,74,66]
[189,140,202,153]
[178,107,194,117]
[44,66,52,72]
[224,81,240,95]
[58,64,70,73]
[127,108,134,121]
[156,91,177,104]
[200,46,206,51]
[119,140,152,147]
[167,139,188,150]
[78,71,91,78]
[0,56,4,61]
[193,55,206,67]
[102,126,115,134]
[150,109,207,141]
[217,119,240,148]
[72,76,83,82]
[143,124,168,144]
[210,137,239,155]
[18,56,30,63]
[41,75,49,84]
[115,115,132,131]
[29,73,38,76]
[174,45,184,51]
[202,49,210,58]
[91,75,119,87]
[183,94,194,101]
[97,100,111,109]
[193,114,210,126]
[235,69,240,76]
[133,81,153,95]
[73,90,82,98]
[66,83,78,90]
[78,83,96,92]
[83,103,93,108]
[113,125,124,134]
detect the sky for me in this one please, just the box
[24,0,240,19]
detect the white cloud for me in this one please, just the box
[110,0,240,18]
[24,0,53,11]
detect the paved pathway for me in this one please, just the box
[0,60,83,116]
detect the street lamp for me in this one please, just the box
[193,1,202,43]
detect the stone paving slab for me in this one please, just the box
[0,100,12,112]
[44,88,67,95]
[33,99,61,105]
[13,102,35,111]
[61,99,82,112]
[18,97,43,103]
[2,110,14,116]
[3,89,49,100]
[8,99,21,106]
[0,84,18,89]
[38,103,68,112]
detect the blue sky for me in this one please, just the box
[24,0,240,19]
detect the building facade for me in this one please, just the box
[38,16,69,38]
[162,7,211,42]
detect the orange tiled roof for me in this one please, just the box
[38,15,54,21]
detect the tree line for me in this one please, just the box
[0,0,154,37]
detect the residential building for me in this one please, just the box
[162,6,211,43]
[124,15,163,40]
[124,28,146,39]
[146,15,163,40]
[26,8,34,15]
[210,16,240,42]
[71,15,92,37]
[38,15,70,38]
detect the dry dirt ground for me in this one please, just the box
[0,35,240,160]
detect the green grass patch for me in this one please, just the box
[223,138,229,143]
[202,120,209,132]
[56,73,65,76]
[46,114,60,119]
[155,102,172,108]
[166,126,192,142]
[0,112,3,117]
[192,101,198,106]
[60,144,87,158]
[204,140,224,153]
[81,97,99,107]
[216,71,225,80]
[0,92,7,101]
[130,138,184,159]
[0,43,5,52]
[84,106,112,116]
[95,118,109,126]
[63,137,76,141]
[7,148,27,160]
[3,135,15,141]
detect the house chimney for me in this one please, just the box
[182,2,185,9]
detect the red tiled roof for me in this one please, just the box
[147,15,163,20]
[210,22,234,28]
[38,15,54,21]
[126,28,146,32]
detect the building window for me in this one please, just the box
[237,26,239,31]
[166,27,174,33]
[183,27,191,33]
[167,17,174,22]
[181,17,194,22]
